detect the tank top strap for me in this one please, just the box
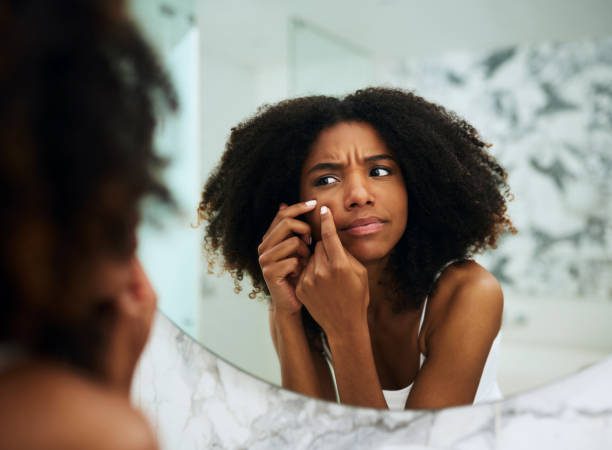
[418,258,466,338]
[430,259,464,290]
[417,297,428,336]
[319,331,340,402]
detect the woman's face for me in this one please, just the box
[299,121,408,265]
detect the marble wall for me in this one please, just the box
[132,313,612,449]
[376,37,612,300]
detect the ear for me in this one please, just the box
[103,258,157,394]
[116,258,157,320]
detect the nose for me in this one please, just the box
[344,172,374,210]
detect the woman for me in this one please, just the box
[0,0,176,448]
[200,88,515,410]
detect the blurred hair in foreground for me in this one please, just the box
[0,0,176,375]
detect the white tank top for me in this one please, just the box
[321,260,503,410]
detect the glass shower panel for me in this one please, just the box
[131,0,202,339]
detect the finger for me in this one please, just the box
[259,218,312,255]
[296,251,315,295]
[300,245,316,276]
[262,257,301,284]
[258,236,311,267]
[319,206,345,262]
[265,200,317,238]
[313,241,326,272]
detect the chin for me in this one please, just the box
[343,240,393,265]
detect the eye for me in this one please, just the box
[314,175,339,186]
[371,166,391,177]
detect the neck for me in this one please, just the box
[363,257,395,322]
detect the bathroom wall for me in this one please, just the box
[376,37,612,300]
[370,37,612,393]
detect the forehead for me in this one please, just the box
[306,121,391,162]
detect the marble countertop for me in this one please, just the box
[132,313,612,449]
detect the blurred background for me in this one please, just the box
[131,0,612,396]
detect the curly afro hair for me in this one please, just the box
[200,87,515,328]
[0,0,176,372]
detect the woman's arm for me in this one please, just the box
[261,201,336,400]
[269,309,336,401]
[295,207,388,408]
[325,324,388,408]
[405,270,503,409]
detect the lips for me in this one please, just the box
[342,217,385,230]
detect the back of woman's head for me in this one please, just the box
[0,0,176,371]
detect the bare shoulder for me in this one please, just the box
[0,363,158,450]
[424,260,503,343]
[436,260,502,308]
[409,261,503,407]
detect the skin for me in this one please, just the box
[0,257,159,450]
[261,121,503,409]
[99,258,158,395]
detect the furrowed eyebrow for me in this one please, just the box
[305,154,396,175]
[364,154,396,164]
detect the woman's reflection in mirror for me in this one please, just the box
[200,88,516,410]
[0,0,176,448]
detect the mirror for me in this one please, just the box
[133,0,612,401]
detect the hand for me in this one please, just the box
[258,200,317,315]
[295,206,370,338]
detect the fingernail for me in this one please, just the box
[307,235,312,245]
[305,200,317,207]
[320,206,329,215]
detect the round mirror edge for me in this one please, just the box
[154,308,612,415]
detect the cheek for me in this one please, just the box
[398,193,409,231]
[300,192,339,237]
[388,183,409,232]
[299,184,319,236]
[303,211,321,239]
